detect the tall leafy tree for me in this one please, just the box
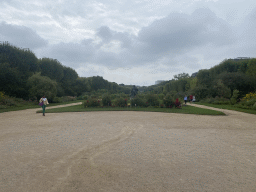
[0,62,24,97]
[196,69,212,88]
[26,73,57,101]
[61,66,78,96]
[40,58,64,82]
[173,73,190,80]
[218,72,254,96]
[246,58,256,78]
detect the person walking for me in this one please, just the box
[184,95,187,105]
[39,96,49,116]
[193,95,196,102]
[189,95,193,103]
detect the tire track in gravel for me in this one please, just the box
[50,124,144,191]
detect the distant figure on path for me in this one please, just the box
[184,95,187,104]
[39,96,49,116]
[189,95,193,103]
[193,95,196,102]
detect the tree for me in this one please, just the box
[163,94,174,108]
[196,69,212,88]
[130,85,138,98]
[145,93,159,106]
[189,77,197,90]
[246,58,256,78]
[73,77,90,97]
[211,79,231,98]
[61,66,78,96]
[102,94,112,106]
[0,62,24,98]
[218,72,254,97]
[26,73,57,101]
[173,73,190,80]
[194,86,209,101]
[40,58,64,82]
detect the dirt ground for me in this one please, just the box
[0,103,255,192]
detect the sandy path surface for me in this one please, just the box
[0,103,255,192]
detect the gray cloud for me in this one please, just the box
[0,22,48,49]
[1,0,256,86]
[35,8,240,72]
[136,8,235,58]
[38,39,95,68]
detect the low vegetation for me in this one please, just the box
[1,43,255,115]
[37,104,225,115]
[0,92,81,113]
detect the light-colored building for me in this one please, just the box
[233,57,251,61]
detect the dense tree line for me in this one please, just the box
[1,43,255,103]
[140,59,256,101]
[0,43,131,101]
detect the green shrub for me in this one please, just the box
[245,99,256,107]
[0,91,4,102]
[102,95,112,106]
[0,105,7,109]
[84,98,101,107]
[77,95,84,100]
[230,90,239,105]
[115,98,127,107]
[52,97,62,103]
[61,96,77,102]
[163,94,174,108]
[252,102,256,110]
[3,98,17,106]
[145,94,159,106]
[213,97,230,105]
[157,93,165,100]
[77,95,89,100]
[90,95,97,99]
[131,97,147,107]
[206,97,215,104]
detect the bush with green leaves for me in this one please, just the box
[61,96,76,102]
[131,97,146,107]
[213,97,230,105]
[77,95,89,100]
[145,94,159,106]
[252,102,256,110]
[102,94,112,106]
[115,98,127,107]
[163,94,175,108]
[230,89,239,105]
[2,97,17,106]
[0,92,5,102]
[26,72,57,101]
[77,95,84,100]
[240,99,256,107]
[157,93,165,100]
[84,98,101,107]
[52,97,62,103]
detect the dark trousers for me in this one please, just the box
[42,105,46,114]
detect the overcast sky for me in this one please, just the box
[1,0,256,86]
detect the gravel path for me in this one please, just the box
[0,103,255,192]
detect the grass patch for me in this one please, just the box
[197,102,256,115]
[0,100,82,113]
[37,104,225,115]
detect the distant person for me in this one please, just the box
[193,95,196,102]
[39,96,49,116]
[184,95,187,104]
[189,95,193,103]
